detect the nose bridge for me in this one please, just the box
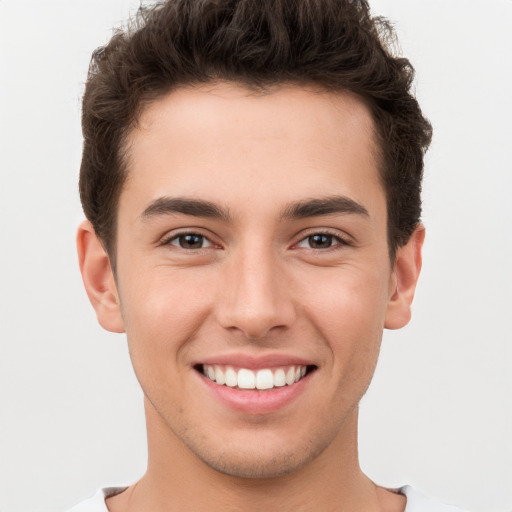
[218,240,294,339]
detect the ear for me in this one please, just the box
[384,225,425,330]
[77,220,125,333]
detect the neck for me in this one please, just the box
[106,399,404,512]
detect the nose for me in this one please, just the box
[216,247,296,340]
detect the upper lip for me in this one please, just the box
[193,353,317,370]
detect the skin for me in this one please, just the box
[78,83,424,511]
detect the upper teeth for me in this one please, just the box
[203,365,308,390]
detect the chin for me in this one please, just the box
[186,433,331,480]
[198,450,312,479]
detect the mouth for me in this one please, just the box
[195,364,317,391]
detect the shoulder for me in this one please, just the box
[401,486,470,512]
[66,487,127,512]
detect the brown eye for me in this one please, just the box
[296,232,348,250]
[307,234,334,249]
[169,234,212,249]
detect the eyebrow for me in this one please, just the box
[281,195,369,219]
[140,197,231,222]
[140,194,368,223]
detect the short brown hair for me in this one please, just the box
[80,0,432,261]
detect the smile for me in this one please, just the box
[200,364,311,390]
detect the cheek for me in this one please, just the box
[304,263,390,327]
[118,269,213,373]
[301,265,390,370]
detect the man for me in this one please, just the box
[71,0,467,510]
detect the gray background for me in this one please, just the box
[0,0,511,510]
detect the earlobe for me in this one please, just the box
[384,225,425,330]
[77,220,125,333]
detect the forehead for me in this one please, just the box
[121,82,383,220]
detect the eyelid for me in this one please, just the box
[293,228,353,249]
[159,228,220,249]
[170,234,214,248]
[157,227,352,250]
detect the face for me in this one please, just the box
[83,83,418,479]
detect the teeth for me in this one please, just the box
[256,369,273,390]
[285,367,295,385]
[202,364,309,390]
[238,369,256,389]
[274,368,286,387]
[225,366,238,387]
[214,366,225,385]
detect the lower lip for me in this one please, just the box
[198,371,313,414]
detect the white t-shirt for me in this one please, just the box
[67,485,469,511]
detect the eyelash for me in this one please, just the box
[294,229,352,251]
[160,231,216,250]
[160,229,352,251]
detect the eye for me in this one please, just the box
[167,233,214,249]
[296,233,347,250]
